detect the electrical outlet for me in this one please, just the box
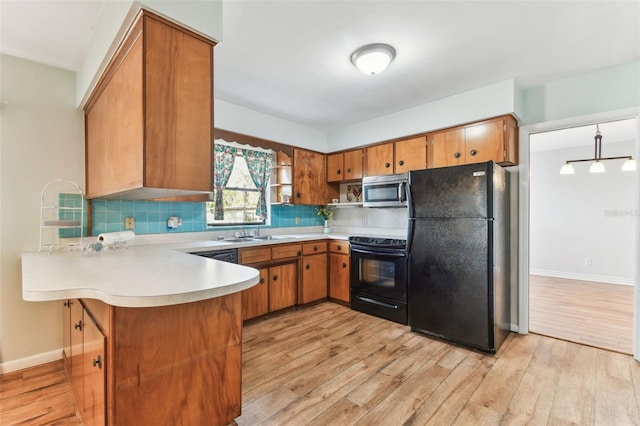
[295,216,300,224]
[584,257,592,266]
[124,217,135,230]
[361,215,368,225]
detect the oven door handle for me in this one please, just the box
[350,247,406,257]
[357,296,399,310]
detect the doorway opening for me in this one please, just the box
[528,118,637,354]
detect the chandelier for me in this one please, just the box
[560,124,636,174]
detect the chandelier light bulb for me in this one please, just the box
[559,163,575,175]
[589,160,605,173]
[621,158,636,172]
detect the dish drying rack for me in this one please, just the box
[39,179,85,253]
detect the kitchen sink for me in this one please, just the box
[249,235,292,241]
[212,235,296,243]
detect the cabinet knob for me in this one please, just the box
[296,192,301,198]
[297,250,302,256]
[313,245,318,251]
[273,275,278,281]
[74,321,82,331]
[347,168,352,173]
[398,160,404,166]
[342,262,347,268]
[92,355,102,369]
[385,162,391,168]
[454,152,461,158]
[337,245,342,251]
[64,300,71,308]
[260,278,265,284]
[470,149,478,156]
[337,169,341,175]
[305,264,311,270]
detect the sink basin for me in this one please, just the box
[249,235,292,241]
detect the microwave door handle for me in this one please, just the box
[398,183,403,202]
[400,181,407,202]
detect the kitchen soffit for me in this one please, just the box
[1,1,639,131]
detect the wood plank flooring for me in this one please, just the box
[529,274,634,354]
[3,302,640,425]
[0,360,81,425]
[236,303,640,425]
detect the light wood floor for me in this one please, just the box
[529,274,634,355]
[0,360,81,425]
[3,302,640,425]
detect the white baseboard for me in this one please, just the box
[0,349,62,375]
[530,268,634,286]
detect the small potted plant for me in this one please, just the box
[316,206,334,233]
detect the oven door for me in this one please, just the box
[350,246,407,324]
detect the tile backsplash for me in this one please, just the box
[90,200,324,236]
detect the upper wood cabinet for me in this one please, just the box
[364,136,427,176]
[293,148,337,204]
[428,115,518,169]
[327,149,363,182]
[84,10,215,200]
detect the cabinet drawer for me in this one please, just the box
[303,241,327,255]
[272,243,302,260]
[240,247,271,264]
[329,241,350,254]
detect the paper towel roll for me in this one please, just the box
[97,230,135,244]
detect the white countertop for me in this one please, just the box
[21,233,351,308]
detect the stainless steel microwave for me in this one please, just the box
[362,174,408,207]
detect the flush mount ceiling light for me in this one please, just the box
[350,43,396,75]
[560,124,636,175]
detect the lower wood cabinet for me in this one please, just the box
[300,241,328,304]
[329,241,350,303]
[242,268,269,320]
[269,262,298,311]
[240,244,300,320]
[64,299,106,426]
[63,295,241,425]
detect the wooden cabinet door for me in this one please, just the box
[429,128,465,169]
[365,143,394,176]
[301,254,328,304]
[395,137,427,173]
[293,149,327,204]
[269,262,297,311]
[83,313,106,426]
[144,15,213,193]
[329,253,350,303]
[465,120,503,164]
[343,149,363,180]
[62,299,72,371]
[327,153,344,182]
[85,30,144,199]
[70,300,84,413]
[242,268,269,320]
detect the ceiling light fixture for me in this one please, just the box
[560,124,636,174]
[350,43,396,75]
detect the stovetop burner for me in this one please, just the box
[348,236,407,250]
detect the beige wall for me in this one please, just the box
[0,54,84,365]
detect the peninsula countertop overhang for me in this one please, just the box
[21,233,353,308]
[21,243,262,308]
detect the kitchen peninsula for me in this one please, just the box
[22,243,260,425]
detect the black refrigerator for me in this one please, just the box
[407,161,510,353]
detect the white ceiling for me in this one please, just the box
[1,1,639,132]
